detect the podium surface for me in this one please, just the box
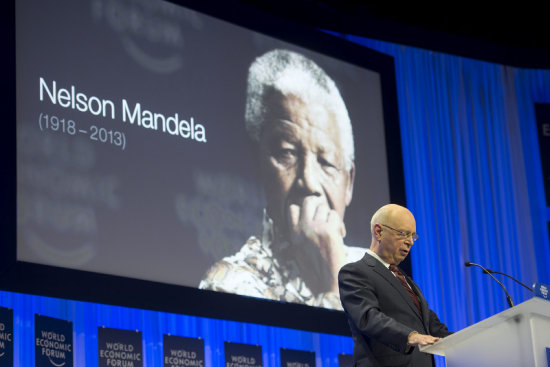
[421,297,550,367]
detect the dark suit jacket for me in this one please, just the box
[338,252,452,367]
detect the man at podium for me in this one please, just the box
[339,204,452,367]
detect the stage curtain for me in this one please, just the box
[335,33,550,365]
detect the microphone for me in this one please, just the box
[465,261,514,308]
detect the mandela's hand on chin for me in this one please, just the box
[286,196,347,293]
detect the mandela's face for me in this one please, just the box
[258,92,354,240]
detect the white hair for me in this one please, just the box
[245,49,355,169]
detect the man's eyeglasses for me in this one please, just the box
[380,224,419,242]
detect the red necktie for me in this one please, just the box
[389,264,423,317]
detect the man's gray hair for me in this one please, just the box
[245,49,355,169]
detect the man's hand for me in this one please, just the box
[287,196,347,293]
[407,331,441,347]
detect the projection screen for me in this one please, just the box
[14,0,401,317]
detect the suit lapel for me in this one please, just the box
[404,273,431,329]
[363,253,423,321]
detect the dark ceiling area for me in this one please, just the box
[238,0,550,68]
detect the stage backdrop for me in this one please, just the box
[7,1,550,367]
[0,290,353,367]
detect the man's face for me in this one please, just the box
[258,92,354,241]
[376,209,416,265]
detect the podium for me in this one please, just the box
[420,297,550,367]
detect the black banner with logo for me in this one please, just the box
[224,341,262,367]
[280,348,315,367]
[0,307,13,367]
[34,314,73,367]
[534,103,550,207]
[337,353,353,367]
[163,334,204,367]
[98,327,142,367]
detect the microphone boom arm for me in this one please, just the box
[484,269,533,292]
[465,261,515,308]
